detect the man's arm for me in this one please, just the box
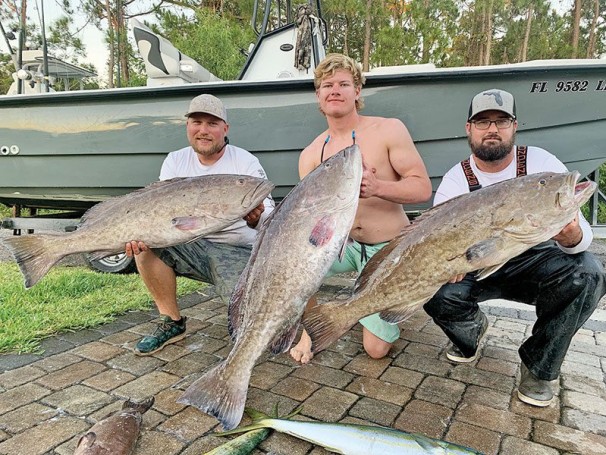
[360,118,431,204]
[553,212,593,254]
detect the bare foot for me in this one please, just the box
[289,330,314,364]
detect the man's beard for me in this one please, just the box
[468,134,515,162]
[194,140,227,157]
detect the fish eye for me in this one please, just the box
[539,179,546,185]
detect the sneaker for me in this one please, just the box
[135,316,187,356]
[517,363,554,407]
[446,312,489,363]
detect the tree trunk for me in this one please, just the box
[586,0,600,58]
[363,0,372,71]
[571,0,581,58]
[520,4,533,62]
[105,0,114,88]
[483,0,494,66]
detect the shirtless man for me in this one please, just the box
[290,53,432,363]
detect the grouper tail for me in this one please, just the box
[178,361,250,431]
[2,235,66,288]
[302,300,356,354]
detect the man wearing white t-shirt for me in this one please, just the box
[424,88,605,407]
[125,94,274,355]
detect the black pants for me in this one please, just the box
[423,242,606,380]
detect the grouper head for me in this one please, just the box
[303,144,363,209]
[237,177,275,210]
[491,171,596,243]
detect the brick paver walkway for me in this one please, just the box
[0,277,605,455]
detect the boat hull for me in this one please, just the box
[1,61,605,212]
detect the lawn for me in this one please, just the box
[0,262,205,354]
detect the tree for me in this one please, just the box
[571,0,581,57]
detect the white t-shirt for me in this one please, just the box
[160,144,275,246]
[434,146,592,254]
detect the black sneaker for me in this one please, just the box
[135,316,187,356]
[446,312,489,363]
[517,363,554,407]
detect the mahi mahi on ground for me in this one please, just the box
[2,174,274,288]
[74,397,154,455]
[302,171,596,354]
[178,145,363,430]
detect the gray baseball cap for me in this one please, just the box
[468,89,516,120]
[185,94,227,122]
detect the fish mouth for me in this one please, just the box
[570,171,597,207]
[242,180,275,209]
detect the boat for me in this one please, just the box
[1,0,606,271]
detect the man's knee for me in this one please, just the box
[362,327,392,359]
[423,282,469,317]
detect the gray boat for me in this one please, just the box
[1,0,606,271]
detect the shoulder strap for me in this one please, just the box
[516,145,527,177]
[460,158,482,192]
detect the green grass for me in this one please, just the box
[0,263,206,354]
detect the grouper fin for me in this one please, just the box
[1,235,66,288]
[123,396,154,414]
[172,215,219,231]
[302,301,354,354]
[178,361,249,431]
[227,279,246,341]
[476,262,507,280]
[76,431,96,450]
[308,215,336,247]
[268,323,299,355]
[338,237,353,262]
[465,238,503,268]
[354,235,404,294]
[379,298,431,324]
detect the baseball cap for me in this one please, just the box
[468,89,516,120]
[185,94,227,122]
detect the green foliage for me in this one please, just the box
[0,262,205,354]
[154,8,255,80]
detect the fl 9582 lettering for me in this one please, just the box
[530,79,606,93]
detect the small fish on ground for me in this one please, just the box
[2,174,274,288]
[204,406,301,454]
[216,406,484,454]
[178,145,363,430]
[74,396,154,455]
[302,171,596,354]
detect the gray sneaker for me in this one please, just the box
[446,312,489,363]
[517,363,554,407]
[135,316,187,356]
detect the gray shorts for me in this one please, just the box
[155,239,252,302]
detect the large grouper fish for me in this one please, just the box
[178,145,363,430]
[2,174,274,288]
[301,171,596,355]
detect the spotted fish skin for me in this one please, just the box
[178,145,363,430]
[74,397,154,455]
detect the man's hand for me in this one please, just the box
[448,273,466,284]
[244,203,265,228]
[125,240,149,257]
[360,159,380,198]
[552,216,583,248]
